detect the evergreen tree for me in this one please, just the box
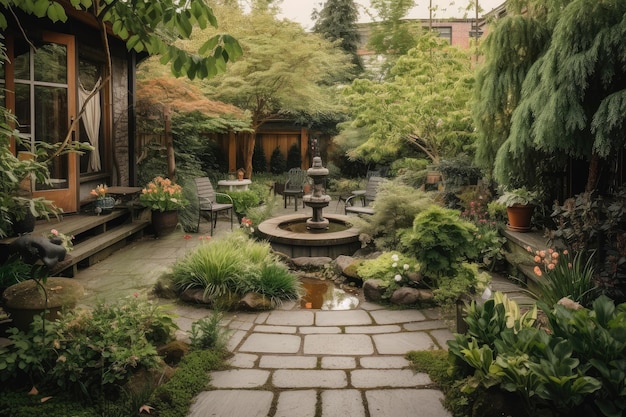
[312,0,364,78]
[270,147,287,174]
[252,141,267,173]
[475,0,626,193]
[286,143,302,170]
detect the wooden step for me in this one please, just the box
[52,220,149,277]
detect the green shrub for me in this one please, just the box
[170,233,301,306]
[269,146,286,174]
[149,349,226,417]
[0,254,30,288]
[448,294,626,417]
[286,142,301,170]
[401,205,478,279]
[357,252,420,299]
[353,180,433,251]
[252,141,267,173]
[224,190,261,215]
[0,295,177,398]
[245,263,304,306]
[0,391,99,417]
[189,312,230,351]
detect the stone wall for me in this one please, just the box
[111,55,129,186]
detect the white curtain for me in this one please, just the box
[78,77,102,172]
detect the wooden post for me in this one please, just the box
[229,129,236,173]
[300,127,309,169]
[164,105,175,181]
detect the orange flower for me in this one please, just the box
[533,266,542,276]
[547,263,555,270]
[534,255,541,263]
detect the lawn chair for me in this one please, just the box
[283,168,308,211]
[344,176,386,216]
[194,177,234,235]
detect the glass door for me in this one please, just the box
[10,33,78,213]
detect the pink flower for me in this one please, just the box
[539,250,546,258]
[563,250,569,255]
[526,246,532,253]
[551,252,559,259]
[183,234,191,240]
[50,229,59,236]
[133,292,139,298]
[533,266,542,276]
[547,263,555,270]
[534,255,541,263]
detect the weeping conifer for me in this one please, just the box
[476,0,626,193]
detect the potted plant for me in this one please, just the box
[90,183,116,214]
[496,187,539,232]
[140,176,188,236]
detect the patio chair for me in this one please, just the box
[344,176,386,216]
[194,177,234,235]
[335,169,382,211]
[283,168,308,211]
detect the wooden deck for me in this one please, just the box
[1,206,150,277]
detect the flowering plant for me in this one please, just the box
[139,176,188,212]
[90,184,109,200]
[240,217,254,236]
[527,245,597,307]
[48,228,74,252]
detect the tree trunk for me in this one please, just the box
[585,152,600,193]
[243,130,256,179]
[164,106,176,181]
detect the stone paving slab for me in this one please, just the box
[366,389,451,417]
[259,355,317,369]
[372,332,435,354]
[239,333,301,354]
[303,334,374,355]
[299,326,342,334]
[273,369,348,388]
[322,389,365,417]
[315,310,372,326]
[265,310,315,326]
[254,324,297,334]
[344,324,402,334]
[430,328,455,350]
[360,356,411,369]
[274,390,317,417]
[351,369,431,388]
[369,309,426,324]
[226,353,257,368]
[321,356,356,369]
[209,369,270,388]
[188,390,273,417]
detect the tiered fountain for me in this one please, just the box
[257,156,360,258]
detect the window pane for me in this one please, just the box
[35,85,68,188]
[13,38,30,80]
[34,43,67,84]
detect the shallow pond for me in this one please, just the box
[299,277,359,310]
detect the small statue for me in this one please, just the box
[8,234,67,269]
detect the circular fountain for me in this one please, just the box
[257,157,360,259]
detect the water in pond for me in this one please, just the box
[280,220,349,233]
[300,278,359,310]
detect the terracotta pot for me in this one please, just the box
[151,210,178,237]
[506,204,535,232]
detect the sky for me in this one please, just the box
[276,0,506,30]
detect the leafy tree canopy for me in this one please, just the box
[341,33,475,164]
[0,0,242,80]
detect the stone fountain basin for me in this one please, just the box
[257,214,360,259]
